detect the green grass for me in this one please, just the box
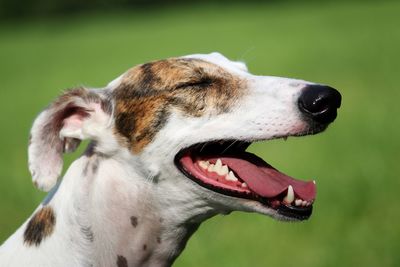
[1,1,399,266]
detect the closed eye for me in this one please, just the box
[175,78,213,89]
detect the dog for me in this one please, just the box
[0,52,341,267]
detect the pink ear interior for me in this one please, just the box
[62,113,85,132]
[53,103,90,132]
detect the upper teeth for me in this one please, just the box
[217,164,229,176]
[226,171,238,182]
[215,159,222,169]
[198,161,210,169]
[198,160,239,182]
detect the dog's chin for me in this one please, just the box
[174,136,319,222]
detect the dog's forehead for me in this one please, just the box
[182,52,248,74]
[107,53,247,89]
[110,53,246,154]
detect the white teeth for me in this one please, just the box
[202,159,240,183]
[225,171,238,182]
[210,159,223,174]
[313,180,316,184]
[283,185,295,204]
[294,198,311,207]
[217,165,229,176]
[293,197,312,207]
[198,160,210,170]
[215,159,222,169]
[207,164,215,172]
[241,182,248,188]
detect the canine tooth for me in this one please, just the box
[217,165,229,176]
[226,171,238,182]
[283,185,295,204]
[313,180,316,184]
[198,161,210,170]
[295,199,302,206]
[241,182,248,188]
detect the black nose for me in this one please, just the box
[298,85,342,124]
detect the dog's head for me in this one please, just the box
[28,52,341,221]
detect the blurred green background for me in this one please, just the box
[1,1,399,266]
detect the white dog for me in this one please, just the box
[0,52,341,267]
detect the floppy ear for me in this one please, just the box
[28,87,112,191]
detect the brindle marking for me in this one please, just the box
[130,216,138,228]
[113,58,244,153]
[23,206,56,246]
[116,255,128,267]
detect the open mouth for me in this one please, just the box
[174,140,316,220]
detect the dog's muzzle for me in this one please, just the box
[298,85,342,124]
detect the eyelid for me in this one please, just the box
[175,78,213,89]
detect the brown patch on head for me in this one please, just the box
[113,58,244,153]
[24,206,56,246]
[116,255,128,267]
[142,244,147,250]
[156,236,162,244]
[130,216,138,228]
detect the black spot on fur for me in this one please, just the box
[116,255,128,267]
[157,236,161,244]
[24,206,56,246]
[130,216,138,228]
[143,244,147,250]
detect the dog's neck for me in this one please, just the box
[45,151,216,267]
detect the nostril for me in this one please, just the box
[298,85,342,124]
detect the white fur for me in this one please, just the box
[1,52,318,267]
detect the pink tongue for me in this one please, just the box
[213,156,316,201]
